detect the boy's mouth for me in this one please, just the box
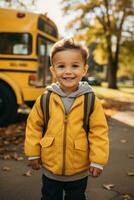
[63,77,75,80]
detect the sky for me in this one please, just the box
[38,0,68,37]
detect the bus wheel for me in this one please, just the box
[0,82,18,127]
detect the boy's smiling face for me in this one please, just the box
[50,49,88,94]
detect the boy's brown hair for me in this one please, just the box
[50,38,89,65]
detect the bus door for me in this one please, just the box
[37,36,53,86]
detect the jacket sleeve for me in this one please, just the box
[24,95,44,157]
[88,96,109,166]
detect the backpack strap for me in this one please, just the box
[83,92,95,137]
[40,90,52,137]
[40,91,95,138]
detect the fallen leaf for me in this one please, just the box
[23,169,32,177]
[4,141,10,145]
[11,153,19,160]
[3,154,11,160]
[2,166,11,171]
[103,184,115,190]
[127,171,134,176]
[11,153,23,161]
[122,194,131,200]
[120,139,127,143]
[16,156,24,161]
[128,154,134,159]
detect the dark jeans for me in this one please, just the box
[41,174,88,200]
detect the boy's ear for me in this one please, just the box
[50,66,57,81]
[83,64,88,76]
[50,66,55,76]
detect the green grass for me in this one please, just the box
[92,86,134,102]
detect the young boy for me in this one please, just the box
[25,38,109,200]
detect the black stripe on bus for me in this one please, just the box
[0,69,36,73]
[0,57,38,61]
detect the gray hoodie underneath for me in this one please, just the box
[42,82,93,181]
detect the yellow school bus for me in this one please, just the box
[0,8,58,126]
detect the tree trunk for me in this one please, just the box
[106,37,118,89]
[108,9,125,89]
[107,60,118,89]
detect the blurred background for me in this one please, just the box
[0,1,134,200]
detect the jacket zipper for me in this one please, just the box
[62,114,68,175]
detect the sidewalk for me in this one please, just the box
[0,116,134,200]
[86,117,134,200]
[111,104,134,128]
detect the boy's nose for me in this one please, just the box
[64,67,72,74]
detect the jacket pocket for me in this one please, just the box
[40,136,55,168]
[75,139,87,151]
[40,136,54,147]
[74,138,89,169]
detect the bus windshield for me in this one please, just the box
[0,33,32,55]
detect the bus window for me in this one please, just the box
[37,36,47,85]
[37,37,54,85]
[47,42,53,57]
[38,18,58,38]
[0,33,32,55]
[38,37,46,56]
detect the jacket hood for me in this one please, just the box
[47,82,93,98]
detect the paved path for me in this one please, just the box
[0,117,134,200]
[112,104,134,127]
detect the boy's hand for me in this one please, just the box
[28,158,42,170]
[89,167,102,177]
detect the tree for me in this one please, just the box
[61,0,134,88]
[0,0,37,10]
[119,39,134,85]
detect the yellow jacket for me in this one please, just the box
[25,92,109,175]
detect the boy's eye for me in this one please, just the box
[72,64,79,68]
[57,65,65,69]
